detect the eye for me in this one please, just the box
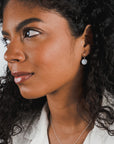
[23,29,41,38]
[2,37,11,47]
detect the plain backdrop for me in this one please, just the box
[0,24,7,76]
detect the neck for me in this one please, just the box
[46,71,87,132]
[46,71,93,144]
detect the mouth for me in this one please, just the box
[11,72,34,84]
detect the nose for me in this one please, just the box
[4,42,26,63]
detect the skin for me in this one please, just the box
[3,0,92,144]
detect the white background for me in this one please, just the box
[0,24,7,76]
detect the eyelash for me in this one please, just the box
[2,37,10,47]
[23,28,41,38]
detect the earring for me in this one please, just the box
[81,57,88,65]
[81,42,88,65]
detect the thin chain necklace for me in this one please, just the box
[51,119,92,144]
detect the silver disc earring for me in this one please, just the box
[81,57,88,65]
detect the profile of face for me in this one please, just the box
[2,0,89,99]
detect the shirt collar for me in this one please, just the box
[23,103,49,142]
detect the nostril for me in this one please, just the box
[12,59,20,62]
[9,59,20,63]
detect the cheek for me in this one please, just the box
[25,37,82,77]
[25,38,71,68]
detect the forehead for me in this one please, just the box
[3,0,71,35]
[3,0,43,20]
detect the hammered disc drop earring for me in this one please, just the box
[81,41,88,65]
[81,52,88,65]
[81,57,88,65]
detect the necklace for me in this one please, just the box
[51,119,92,144]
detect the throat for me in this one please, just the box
[48,115,92,144]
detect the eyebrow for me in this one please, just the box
[2,17,43,35]
[2,31,9,36]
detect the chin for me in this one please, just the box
[21,92,44,99]
[19,87,46,99]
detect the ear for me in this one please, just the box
[81,25,93,57]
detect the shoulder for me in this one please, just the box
[84,124,114,144]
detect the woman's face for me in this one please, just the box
[2,0,83,99]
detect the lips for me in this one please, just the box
[11,72,34,84]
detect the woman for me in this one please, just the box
[0,0,114,144]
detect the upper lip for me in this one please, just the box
[11,72,34,77]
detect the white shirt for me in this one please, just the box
[12,104,114,144]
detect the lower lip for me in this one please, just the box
[14,74,33,84]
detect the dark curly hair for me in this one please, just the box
[0,0,114,143]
